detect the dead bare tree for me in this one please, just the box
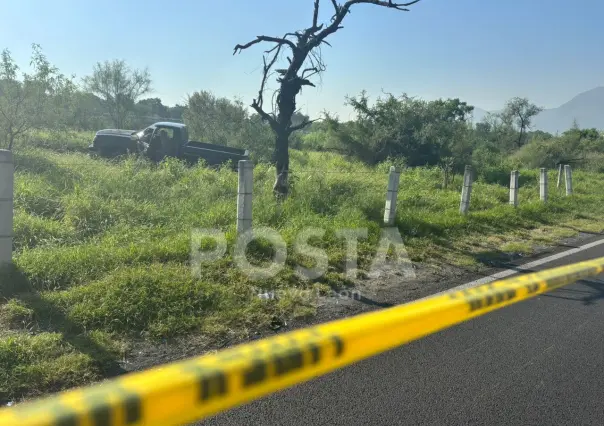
[234,0,422,198]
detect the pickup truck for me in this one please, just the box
[88,122,250,167]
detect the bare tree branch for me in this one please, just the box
[265,44,281,55]
[312,0,421,48]
[299,79,316,87]
[233,35,296,55]
[302,67,320,79]
[251,100,278,131]
[288,117,320,134]
[331,0,341,15]
[255,45,282,109]
[312,0,320,29]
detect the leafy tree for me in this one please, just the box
[83,60,151,129]
[184,91,247,147]
[0,44,75,150]
[474,112,518,153]
[129,97,171,128]
[64,92,112,130]
[527,129,553,140]
[167,104,185,121]
[234,0,422,198]
[501,97,543,148]
[183,90,273,161]
[136,97,169,119]
[340,92,473,172]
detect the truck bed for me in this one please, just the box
[186,141,248,156]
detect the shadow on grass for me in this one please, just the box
[0,263,126,378]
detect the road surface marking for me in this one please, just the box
[418,237,604,300]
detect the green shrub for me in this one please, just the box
[0,333,102,402]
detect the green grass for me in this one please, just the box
[18,129,94,153]
[1,138,604,402]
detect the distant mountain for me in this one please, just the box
[470,107,490,124]
[532,87,604,134]
[470,87,604,133]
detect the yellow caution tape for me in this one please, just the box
[1,256,603,426]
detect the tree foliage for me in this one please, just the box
[82,60,151,129]
[183,90,274,162]
[501,97,543,147]
[0,44,76,150]
[313,92,474,170]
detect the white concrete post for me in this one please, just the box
[459,165,473,215]
[540,168,548,202]
[237,160,253,234]
[509,170,519,207]
[383,166,401,226]
[557,164,563,188]
[564,165,573,196]
[0,150,13,266]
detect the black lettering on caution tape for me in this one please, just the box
[91,404,110,426]
[181,364,229,403]
[201,371,227,401]
[240,334,344,389]
[308,343,320,364]
[273,348,304,376]
[545,267,598,289]
[464,288,517,312]
[78,382,143,426]
[54,412,78,426]
[525,282,540,294]
[243,359,267,387]
[332,336,344,357]
[123,395,141,424]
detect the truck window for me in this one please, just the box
[157,128,174,140]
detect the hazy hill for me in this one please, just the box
[471,87,604,133]
[532,87,604,134]
[471,107,491,124]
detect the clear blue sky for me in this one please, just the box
[1,0,603,118]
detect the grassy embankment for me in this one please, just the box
[1,130,603,403]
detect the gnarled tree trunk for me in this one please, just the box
[234,0,422,198]
[273,131,290,198]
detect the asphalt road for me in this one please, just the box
[201,241,604,426]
